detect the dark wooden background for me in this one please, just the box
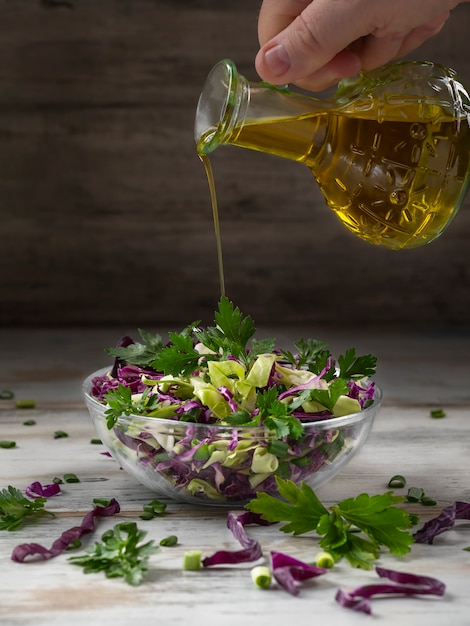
[1,0,470,329]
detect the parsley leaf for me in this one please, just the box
[104,385,160,428]
[246,478,415,569]
[249,337,277,360]
[194,296,258,366]
[152,332,201,377]
[337,348,377,379]
[256,388,304,440]
[280,338,329,370]
[334,492,414,557]
[248,478,328,535]
[330,533,379,569]
[214,295,256,355]
[106,329,164,367]
[0,486,54,531]
[68,521,159,586]
[307,378,349,412]
[223,409,261,427]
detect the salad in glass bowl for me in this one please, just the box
[83,297,381,506]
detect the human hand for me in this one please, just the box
[256,0,459,91]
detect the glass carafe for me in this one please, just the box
[195,59,470,250]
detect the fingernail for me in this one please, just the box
[264,44,290,77]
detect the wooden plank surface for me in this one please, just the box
[0,326,470,625]
[0,1,470,327]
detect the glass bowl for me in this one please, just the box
[83,368,382,507]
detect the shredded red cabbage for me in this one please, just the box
[25,481,61,499]
[277,368,327,401]
[202,511,269,566]
[414,501,470,544]
[92,365,162,401]
[11,498,120,562]
[271,551,328,596]
[335,566,445,614]
[110,336,135,378]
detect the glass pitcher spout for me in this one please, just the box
[195,59,470,250]
[195,59,332,161]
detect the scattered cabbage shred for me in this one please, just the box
[11,499,120,562]
[336,566,445,614]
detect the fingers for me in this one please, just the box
[256,0,454,92]
[258,0,313,45]
[348,33,408,73]
[389,13,450,60]
[256,0,373,85]
[351,12,450,71]
[289,35,406,91]
[287,50,362,92]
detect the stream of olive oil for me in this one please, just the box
[199,154,225,296]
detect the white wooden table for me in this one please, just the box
[1,326,469,626]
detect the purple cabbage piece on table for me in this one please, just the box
[271,551,328,596]
[414,501,470,544]
[202,510,270,566]
[25,481,61,499]
[336,566,445,614]
[11,499,120,562]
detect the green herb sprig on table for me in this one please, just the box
[0,486,54,531]
[246,477,416,569]
[68,521,159,586]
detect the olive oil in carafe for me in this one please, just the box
[199,153,225,296]
[227,111,470,249]
[195,59,470,250]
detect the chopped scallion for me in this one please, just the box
[0,440,16,449]
[251,565,272,589]
[93,498,112,507]
[314,551,335,569]
[160,535,178,547]
[15,399,36,409]
[420,496,437,506]
[54,430,69,439]
[63,473,80,483]
[388,474,407,489]
[406,487,425,502]
[139,499,167,520]
[183,550,202,571]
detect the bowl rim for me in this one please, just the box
[83,366,382,433]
